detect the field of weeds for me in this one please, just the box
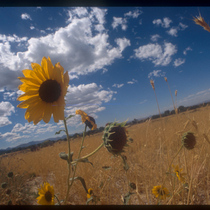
[0,105,210,205]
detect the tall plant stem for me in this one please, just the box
[71,142,104,165]
[64,118,71,204]
[68,125,87,192]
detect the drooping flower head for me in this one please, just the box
[37,182,55,205]
[172,165,186,183]
[152,185,170,200]
[102,121,128,155]
[76,110,97,130]
[17,57,69,125]
[182,132,196,150]
[87,188,93,199]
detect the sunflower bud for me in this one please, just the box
[7,172,13,178]
[1,182,7,189]
[102,121,128,155]
[182,132,196,150]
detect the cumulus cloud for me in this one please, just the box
[153,17,172,28]
[112,17,127,30]
[0,101,15,127]
[167,27,178,37]
[183,47,192,55]
[148,70,165,79]
[0,8,129,90]
[134,42,177,66]
[150,34,161,42]
[112,83,124,88]
[64,83,116,119]
[124,9,142,18]
[166,22,188,37]
[173,58,185,67]
[115,37,131,52]
[21,13,32,20]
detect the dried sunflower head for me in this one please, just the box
[102,121,129,155]
[182,131,196,150]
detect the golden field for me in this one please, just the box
[0,105,210,205]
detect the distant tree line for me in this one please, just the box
[0,102,209,156]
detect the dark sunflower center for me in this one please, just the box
[158,189,164,196]
[85,116,95,129]
[45,191,52,202]
[39,79,61,103]
[109,126,127,153]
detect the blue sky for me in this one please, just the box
[0,6,210,149]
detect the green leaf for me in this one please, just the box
[86,196,94,205]
[70,176,88,193]
[102,166,111,170]
[122,192,135,205]
[55,130,65,135]
[72,158,94,167]
[65,115,75,120]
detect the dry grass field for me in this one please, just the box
[0,105,210,205]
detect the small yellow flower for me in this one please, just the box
[172,165,186,183]
[76,110,97,130]
[152,185,170,200]
[17,57,69,125]
[87,188,93,199]
[37,182,55,205]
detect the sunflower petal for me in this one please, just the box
[31,62,48,81]
[17,96,40,108]
[18,83,39,92]
[43,103,52,123]
[18,77,41,86]
[17,91,39,101]
[41,57,50,80]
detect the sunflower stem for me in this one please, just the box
[54,194,61,205]
[64,118,71,205]
[67,125,87,192]
[71,142,104,165]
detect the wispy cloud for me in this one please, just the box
[112,17,127,30]
[148,70,165,78]
[127,79,138,84]
[139,99,147,104]
[166,22,188,37]
[173,58,185,67]
[150,34,161,42]
[112,83,124,88]
[183,47,192,55]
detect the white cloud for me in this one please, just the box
[153,17,172,28]
[0,117,12,127]
[0,101,15,117]
[0,8,128,90]
[167,22,188,37]
[183,47,192,55]
[127,79,138,84]
[150,34,161,42]
[112,17,127,30]
[173,58,185,67]
[112,83,124,88]
[167,27,178,37]
[115,37,131,52]
[3,91,17,101]
[139,99,147,104]
[21,13,32,20]
[148,70,165,78]
[64,83,116,121]
[124,9,142,18]
[0,101,15,127]
[30,26,35,30]
[134,42,177,66]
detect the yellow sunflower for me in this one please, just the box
[87,188,93,199]
[172,164,186,183]
[76,110,97,130]
[152,185,170,200]
[17,57,69,125]
[37,182,55,205]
